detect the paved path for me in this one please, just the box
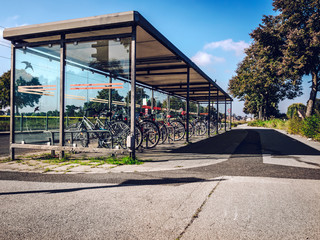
[0,126,319,239]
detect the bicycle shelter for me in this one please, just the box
[4,11,233,159]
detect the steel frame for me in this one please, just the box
[6,11,233,159]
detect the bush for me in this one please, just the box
[0,121,9,131]
[287,103,306,119]
[287,117,304,135]
[248,120,265,127]
[301,115,320,138]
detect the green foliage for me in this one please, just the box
[266,0,320,116]
[15,74,42,113]
[0,71,10,109]
[287,118,305,135]
[231,0,320,118]
[0,116,10,131]
[287,103,306,119]
[301,115,320,138]
[248,118,288,130]
[85,89,124,116]
[0,121,10,131]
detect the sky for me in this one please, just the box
[0,0,314,116]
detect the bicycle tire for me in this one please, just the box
[169,120,185,141]
[72,123,89,147]
[140,120,160,148]
[194,121,207,136]
[157,121,168,144]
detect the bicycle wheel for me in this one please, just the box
[187,122,195,138]
[209,122,216,134]
[169,120,185,141]
[140,120,160,148]
[110,121,130,149]
[112,122,142,150]
[157,121,168,144]
[194,121,207,136]
[72,123,89,147]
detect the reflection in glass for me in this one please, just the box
[64,38,131,149]
[14,45,60,145]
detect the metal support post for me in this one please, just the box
[230,102,232,129]
[59,35,66,159]
[46,112,49,131]
[20,113,23,132]
[9,44,16,160]
[151,88,154,114]
[167,94,170,116]
[208,84,211,137]
[216,92,219,135]
[186,67,190,143]
[108,77,112,120]
[224,97,227,132]
[130,25,137,159]
[197,103,199,116]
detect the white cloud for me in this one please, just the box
[191,51,225,66]
[204,39,249,56]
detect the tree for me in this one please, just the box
[0,70,10,109]
[124,87,149,111]
[15,75,42,114]
[229,14,302,119]
[84,89,124,116]
[287,103,307,119]
[265,0,320,116]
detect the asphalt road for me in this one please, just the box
[0,127,319,239]
[0,134,44,157]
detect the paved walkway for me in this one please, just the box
[0,125,319,239]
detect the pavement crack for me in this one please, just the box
[175,177,224,240]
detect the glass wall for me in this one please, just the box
[14,45,60,145]
[64,38,131,148]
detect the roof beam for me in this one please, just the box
[162,87,218,92]
[154,82,211,88]
[137,71,187,76]
[136,64,187,72]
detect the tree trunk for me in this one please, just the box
[259,105,262,120]
[306,72,319,117]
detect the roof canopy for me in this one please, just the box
[4,11,232,103]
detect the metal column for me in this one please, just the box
[108,76,112,119]
[207,84,211,137]
[59,34,66,159]
[151,88,154,114]
[167,94,170,116]
[216,92,219,134]
[130,25,137,159]
[9,44,15,160]
[230,101,232,129]
[186,67,190,143]
[224,97,227,132]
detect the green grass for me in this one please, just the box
[20,153,144,166]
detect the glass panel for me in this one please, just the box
[64,38,130,149]
[14,45,60,145]
[153,90,167,121]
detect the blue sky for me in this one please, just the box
[0,0,313,116]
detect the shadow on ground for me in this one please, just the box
[0,177,226,196]
[172,129,320,156]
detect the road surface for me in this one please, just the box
[0,127,319,239]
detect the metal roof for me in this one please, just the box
[3,11,232,102]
